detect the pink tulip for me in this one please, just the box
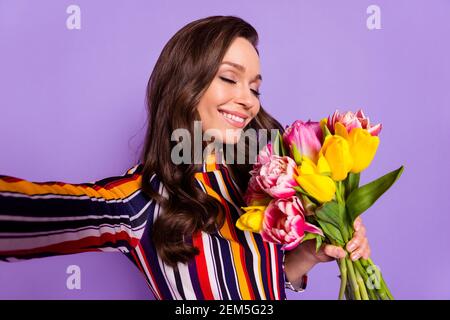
[261,196,324,250]
[244,175,271,205]
[249,143,273,175]
[283,120,323,163]
[327,109,382,136]
[255,155,299,199]
[244,143,274,205]
[257,143,273,165]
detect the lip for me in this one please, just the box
[217,108,249,120]
[218,109,248,129]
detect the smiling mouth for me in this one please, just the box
[218,109,248,128]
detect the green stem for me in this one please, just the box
[354,260,377,300]
[362,258,388,300]
[354,262,369,300]
[338,258,347,300]
[380,277,394,300]
[366,258,394,300]
[336,181,344,204]
[342,281,353,300]
[345,257,361,300]
[345,283,353,300]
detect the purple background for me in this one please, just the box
[1,0,449,300]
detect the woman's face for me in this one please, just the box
[197,37,262,145]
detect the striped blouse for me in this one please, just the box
[0,155,306,300]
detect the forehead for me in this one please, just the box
[222,37,260,74]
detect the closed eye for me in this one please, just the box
[219,76,261,98]
[219,76,236,84]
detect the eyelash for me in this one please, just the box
[219,76,261,98]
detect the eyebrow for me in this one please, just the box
[221,61,262,82]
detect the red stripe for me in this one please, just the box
[103,174,141,189]
[21,174,140,190]
[0,230,139,258]
[263,241,275,300]
[273,244,282,299]
[204,171,256,300]
[0,176,22,183]
[134,242,163,300]
[220,166,245,204]
[219,169,257,299]
[130,250,145,274]
[192,230,215,300]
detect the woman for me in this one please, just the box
[0,15,370,300]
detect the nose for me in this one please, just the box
[235,86,255,110]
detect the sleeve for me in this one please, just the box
[0,163,150,262]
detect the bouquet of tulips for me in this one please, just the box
[236,110,403,300]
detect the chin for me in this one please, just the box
[221,128,243,145]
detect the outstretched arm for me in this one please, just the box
[284,217,371,291]
[0,163,153,262]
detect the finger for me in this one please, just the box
[346,237,360,253]
[353,224,366,238]
[348,226,367,252]
[323,244,347,259]
[353,217,363,231]
[350,238,370,261]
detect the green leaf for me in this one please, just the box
[291,144,302,165]
[316,219,345,246]
[346,166,404,222]
[315,200,345,229]
[321,121,332,139]
[344,172,360,198]
[293,186,309,196]
[272,130,282,156]
[315,235,323,252]
[300,194,317,215]
[302,232,318,242]
[279,133,288,157]
[301,232,324,253]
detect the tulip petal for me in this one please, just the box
[348,128,379,173]
[236,206,266,232]
[296,174,336,203]
[368,123,382,136]
[321,135,353,181]
[335,122,349,139]
[317,155,331,175]
[298,157,317,175]
[303,222,324,236]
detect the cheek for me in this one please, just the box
[251,103,261,121]
[197,83,231,122]
[207,81,231,106]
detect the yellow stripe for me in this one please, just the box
[214,171,254,300]
[248,232,267,299]
[0,175,142,201]
[196,171,252,300]
[205,153,218,172]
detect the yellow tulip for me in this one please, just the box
[296,174,336,203]
[236,206,266,232]
[295,157,336,203]
[348,128,380,173]
[320,134,353,181]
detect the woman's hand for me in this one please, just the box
[284,217,371,285]
[308,216,371,263]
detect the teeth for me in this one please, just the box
[220,111,245,123]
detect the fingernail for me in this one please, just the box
[351,252,361,261]
[348,242,356,251]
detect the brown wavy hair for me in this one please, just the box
[140,15,284,268]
